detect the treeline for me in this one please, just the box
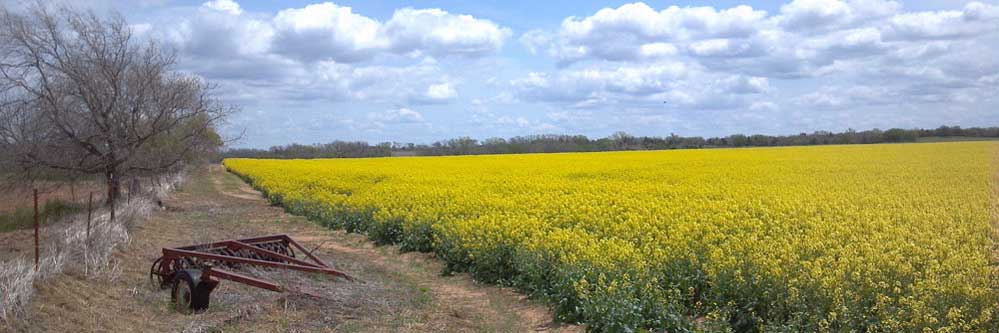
[222,125,999,159]
[223,141,393,159]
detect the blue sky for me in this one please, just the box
[17,0,999,148]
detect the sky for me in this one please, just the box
[6,0,999,148]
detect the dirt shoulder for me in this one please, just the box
[5,165,578,332]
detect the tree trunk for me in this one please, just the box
[105,167,121,206]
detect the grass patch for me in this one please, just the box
[0,200,83,233]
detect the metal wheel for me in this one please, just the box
[171,270,197,314]
[171,269,212,314]
[149,257,170,289]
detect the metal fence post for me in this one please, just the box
[86,192,93,275]
[109,177,115,224]
[34,189,39,271]
[87,192,93,242]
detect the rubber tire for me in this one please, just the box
[171,269,212,314]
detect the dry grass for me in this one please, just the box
[0,172,186,323]
[1,166,576,332]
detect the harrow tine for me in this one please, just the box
[162,247,355,280]
[227,240,323,268]
[306,240,328,257]
[285,236,329,268]
[157,234,356,314]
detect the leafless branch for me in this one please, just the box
[0,3,235,200]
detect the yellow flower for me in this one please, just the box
[224,141,999,331]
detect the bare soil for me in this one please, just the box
[2,165,579,332]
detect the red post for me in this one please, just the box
[86,191,93,275]
[109,178,115,224]
[87,192,93,246]
[34,189,39,271]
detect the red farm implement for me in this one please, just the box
[149,234,354,313]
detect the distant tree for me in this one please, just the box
[882,128,917,142]
[728,134,749,147]
[0,5,235,203]
[611,131,635,149]
[223,125,999,160]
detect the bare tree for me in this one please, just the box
[0,4,234,204]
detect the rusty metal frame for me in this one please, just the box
[204,266,283,291]
[161,247,353,280]
[151,234,354,302]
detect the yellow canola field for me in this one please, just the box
[224,142,999,332]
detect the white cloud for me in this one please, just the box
[160,1,511,64]
[794,85,899,109]
[426,83,457,100]
[721,76,770,94]
[638,42,678,59]
[777,0,899,32]
[885,2,999,41]
[512,62,769,110]
[119,0,999,146]
[369,107,426,124]
[525,1,999,80]
[514,0,999,119]
[798,27,888,62]
[548,2,769,63]
[749,101,778,111]
[203,0,242,15]
[688,38,758,57]
[385,8,511,57]
[164,1,273,58]
[307,61,452,103]
[520,29,550,54]
[130,23,152,35]
[271,2,386,62]
[561,3,766,40]
[268,4,509,62]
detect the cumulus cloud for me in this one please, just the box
[687,38,760,57]
[267,5,510,62]
[119,0,999,145]
[385,8,511,57]
[425,83,457,100]
[520,29,550,55]
[369,107,426,123]
[158,1,511,64]
[513,0,999,118]
[202,0,242,15]
[524,1,996,77]
[300,61,455,104]
[543,2,769,64]
[165,1,273,58]
[884,2,999,41]
[512,63,769,110]
[134,0,508,139]
[794,85,900,109]
[638,42,678,59]
[271,3,386,63]
[777,0,900,32]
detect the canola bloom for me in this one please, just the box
[224,142,999,332]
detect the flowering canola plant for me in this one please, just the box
[224,142,999,332]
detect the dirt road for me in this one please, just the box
[5,166,578,332]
